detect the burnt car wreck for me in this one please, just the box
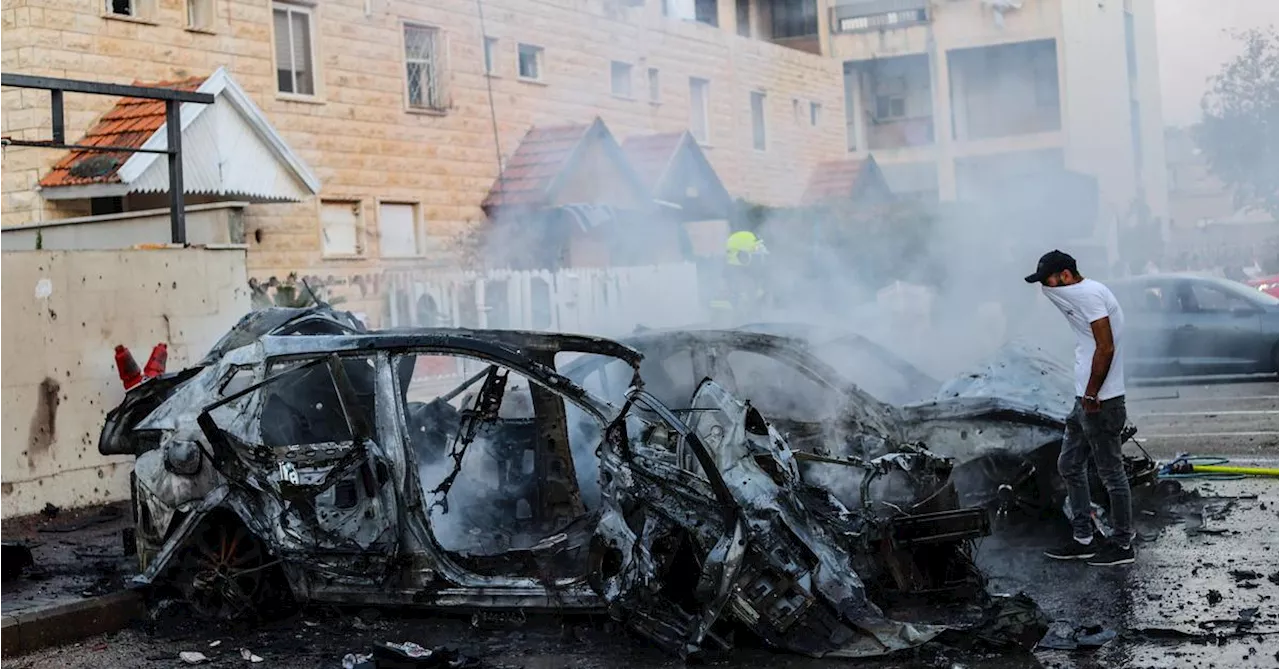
[566,326,1157,528]
[101,308,1048,659]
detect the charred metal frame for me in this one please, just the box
[0,73,215,245]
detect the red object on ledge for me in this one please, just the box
[143,343,168,379]
[114,345,143,390]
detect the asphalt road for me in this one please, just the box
[1128,381,1278,459]
[7,381,1277,669]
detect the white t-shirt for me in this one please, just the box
[1040,278,1126,400]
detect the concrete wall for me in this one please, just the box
[1128,0,1168,220]
[1058,0,1138,209]
[1,248,251,518]
[0,202,248,251]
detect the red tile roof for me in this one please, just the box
[801,159,872,206]
[481,122,594,211]
[621,132,685,192]
[39,75,208,188]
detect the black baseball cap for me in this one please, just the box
[1024,250,1078,284]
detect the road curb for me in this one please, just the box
[1,590,144,656]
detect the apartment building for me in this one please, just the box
[1,0,847,319]
[827,0,1169,266]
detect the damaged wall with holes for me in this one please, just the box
[0,248,252,518]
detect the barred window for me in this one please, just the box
[404,24,446,111]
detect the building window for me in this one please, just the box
[648,68,660,103]
[689,77,710,144]
[379,203,420,258]
[695,0,718,26]
[875,95,905,120]
[810,101,821,126]
[611,61,633,98]
[792,98,802,123]
[321,201,362,256]
[771,0,817,38]
[272,3,315,96]
[107,0,146,17]
[186,0,212,30]
[735,0,750,36]
[484,37,498,75]
[517,43,543,81]
[404,24,445,111]
[750,91,766,151]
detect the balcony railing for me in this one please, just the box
[831,0,929,34]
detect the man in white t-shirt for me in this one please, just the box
[1024,250,1134,567]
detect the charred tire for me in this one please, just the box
[173,513,293,621]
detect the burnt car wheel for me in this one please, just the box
[175,516,288,620]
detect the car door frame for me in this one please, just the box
[1174,279,1270,375]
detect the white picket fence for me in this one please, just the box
[383,263,706,337]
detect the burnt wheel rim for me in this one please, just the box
[180,522,267,620]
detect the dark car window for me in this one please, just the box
[638,349,699,408]
[1137,285,1174,313]
[1185,283,1255,313]
[259,357,378,447]
[1115,281,1174,314]
[724,350,838,421]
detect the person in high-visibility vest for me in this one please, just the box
[711,231,769,323]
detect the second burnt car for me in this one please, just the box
[101,308,1047,660]
[562,326,1156,524]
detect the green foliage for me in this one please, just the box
[1196,26,1279,218]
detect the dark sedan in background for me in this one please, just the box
[1110,274,1279,379]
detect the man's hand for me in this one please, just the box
[1083,395,1102,414]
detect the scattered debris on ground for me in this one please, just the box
[178,650,208,664]
[1232,570,1264,589]
[1,541,35,582]
[342,653,373,669]
[1037,622,1118,650]
[371,641,482,668]
[37,505,122,534]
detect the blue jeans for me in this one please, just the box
[1059,396,1133,544]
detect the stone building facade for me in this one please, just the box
[2,0,847,319]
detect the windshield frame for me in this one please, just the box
[1196,275,1280,307]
